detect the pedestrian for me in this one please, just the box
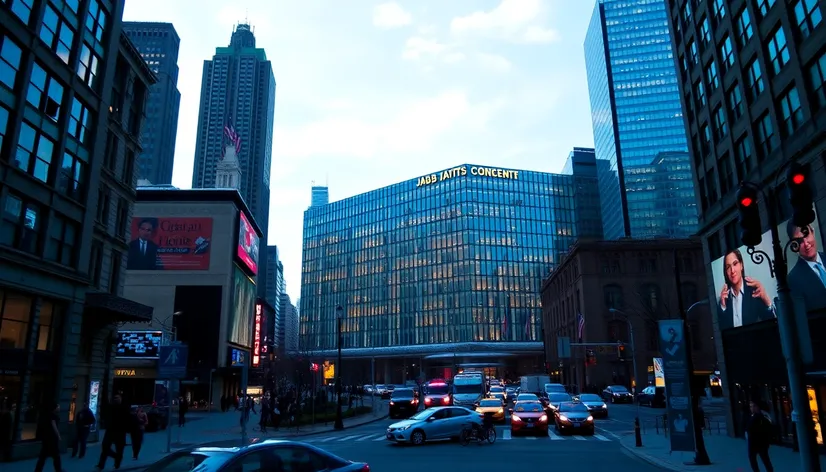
[745,400,774,472]
[132,406,147,460]
[178,397,188,427]
[96,394,129,471]
[259,399,270,433]
[34,402,63,472]
[71,403,95,459]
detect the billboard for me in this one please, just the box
[252,302,262,367]
[228,267,255,347]
[657,320,696,452]
[237,212,259,275]
[115,331,163,358]
[653,357,665,387]
[710,213,825,331]
[127,217,212,271]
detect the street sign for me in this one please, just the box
[657,320,696,453]
[557,336,571,359]
[158,344,188,379]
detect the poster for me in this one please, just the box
[657,320,696,453]
[653,357,665,387]
[709,213,825,331]
[127,217,213,271]
[88,380,100,433]
[237,212,259,275]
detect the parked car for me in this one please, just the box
[637,386,667,407]
[602,385,634,403]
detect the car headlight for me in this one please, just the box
[400,425,412,430]
[559,415,569,422]
[498,408,504,414]
[511,414,522,422]
[586,416,594,422]
[539,414,547,422]
[602,403,607,408]
[389,401,394,405]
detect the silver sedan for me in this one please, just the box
[386,406,482,445]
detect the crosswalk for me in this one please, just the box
[300,427,621,445]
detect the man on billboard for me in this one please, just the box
[786,222,826,312]
[127,218,163,270]
[718,248,774,330]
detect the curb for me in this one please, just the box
[619,441,684,472]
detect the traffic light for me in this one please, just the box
[736,185,763,247]
[618,344,625,359]
[787,163,816,227]
[585,349,596,366]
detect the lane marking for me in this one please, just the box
[318,437,337,442]
[356,435,377,441]
[502,429,512,440]
[594,434,610,441]
[573,435,586,441]
[337,435,361,441]
[548,430,564,440]
[373,436,387,441]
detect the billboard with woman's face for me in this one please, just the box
[710,213,826,331]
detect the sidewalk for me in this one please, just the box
[4,402,388,472]
[621,431,826,471]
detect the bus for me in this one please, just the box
[452,372,485,407]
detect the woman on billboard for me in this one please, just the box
[718,249,774,330]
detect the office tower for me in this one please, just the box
[264,245,284,351]
[0,0,154,457]
[585,0,699,239]
[561,147,604,239]
[665,0,826,440]
[311,185,329,207]
[279,292,297,354]
[299,162,602,374]
[192,23,276,298]
[122,22,180,185]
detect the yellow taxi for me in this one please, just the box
[475,397,506,422]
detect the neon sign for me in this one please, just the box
[252,303,262,367]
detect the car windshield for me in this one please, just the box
[545,384,565,393]
[479,400,501,407]
[517,394,538,401]
[454,383,482,394]
[559,402,589,412]
[515,402,543,412]
[490,386,504,392]
[549,393,572,402]
[611,386,629,392]
[392,389,414,399]
[426,384,449,395]
[579,394,602,402]
[144,451,224,472]
[376,385,385,389]
[409,410,433,421]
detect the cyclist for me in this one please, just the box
[471,411,495,440]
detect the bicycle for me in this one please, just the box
[460,423,496,446]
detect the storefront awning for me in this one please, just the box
[84,292,153,323]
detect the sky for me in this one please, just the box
[123,0,598,302]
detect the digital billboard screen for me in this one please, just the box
[228,267,255,347]
[710,212,826,331]
[236,212,259,275]
[115,331,163,358]
[127,217,212,271]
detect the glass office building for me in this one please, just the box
[584,0,699,239]
[300,162,602,361]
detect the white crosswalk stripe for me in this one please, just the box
[573,435,586,441]
[373,435,387,441]
[356,434,379,441]
[304,429,621,444]
[593,434,610,441]
[525,436,536,440]
[548,430,565,440]
[337,435,360,441]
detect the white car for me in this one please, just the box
[386,406,481,446]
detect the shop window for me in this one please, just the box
[0,291,33,349]
[20,373,54,441]
[36,301,60,351]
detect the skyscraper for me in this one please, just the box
[122,22,181,185]
[264,245,284,351]
[584,0,699,240]
[192,23,276,297]
[311,185,329,207]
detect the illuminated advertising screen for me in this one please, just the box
[115,331,163,358]
[236,211,259,275]
[228,267,255,347]
[127,217,213,270]
[88,380,100,432]
[229,348,246,366]
[710,212,826,331]
[252,302,262,367]
[653,357,665,387]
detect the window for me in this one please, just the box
[745,59,764,101]
[756,0,776,18]
[76,44,100,89]
[5,0,34,24]
[15,124,55,183]
[96,189,110,225]
[705,61,719,90]
[104,132,118,171]
[123,149,135,185]
[735,8,753,47]
[766,27,790,75]
[0,291,33,349]
[718,153,734,195]
[727,83,744,120]
[689,39,699,65]
[778,87,803,135]
[89,241,103,288]
[109,251,122,294]
[795,0,823,38]
[639,258,657,273]
[713,106,728,140]
[39,6,74,64]
[35,301,59,351]
[0,104,8,151]
[22,374,53,441]
[705,168,719,204]
[735,135,754,177]
[115,199,128,237]
[713,0,726,23]
[0,194,41,254]
[720,36,735,71]
[0,36,23,91]
[810,51,826,109]
[58,152,86,201]
[682,0,693,26]
[699,17,711,46]
[701,123,711,154]
[603,285,624,310]
[85,0,108,43]
[695,79,706,106]
[68,98,92,144]
[639,284,660,314]
[26,64,64,122]
[755,113,775,155]
[45,214,78,267]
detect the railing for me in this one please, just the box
[641,414,726,437]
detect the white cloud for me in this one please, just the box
[476,53,512,72]
[372,2,412,29]
[401,38,510,73]
[450,0,560,44]
[402,36,448,60]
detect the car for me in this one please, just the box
[488,391,506,403]
[386,406,482,446]
[382,384,396,399]
[475,398,506,422]
[577,393,608,418]
[547,392,573,411]
[488,385,507,401]
[142,439,369,472]
[423,381,452,408]
[362,385,374,395]
[554,401,594,435]
[515,393,539,403]
[389,388,419,418]
[602,385,634,403]
[543,383,566,396]
[510,401,549,435]
[375,384,387,396]
[637,386,667,407]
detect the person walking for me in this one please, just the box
[34,402,63,472]
[178,397,188,427]
[71,403,95,459]
[96,394,130,471]
[745,400,774,472]
[258,398,270,433]
[131,406,148,460]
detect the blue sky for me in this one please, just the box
[123,0,598,301]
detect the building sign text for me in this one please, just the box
[416,165,519,187]
[252,302,262,367]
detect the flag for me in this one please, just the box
[577,312,585,341]
[524,313,531,338]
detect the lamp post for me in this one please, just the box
[608,308,642,448]
[160,311,183,454]
[334,305,344,430]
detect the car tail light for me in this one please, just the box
[425,398,431,404]
[359,465,370,472]
[389,401,394,406]
[442,397,449,404]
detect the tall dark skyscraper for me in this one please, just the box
[122,22,181,185]
[192,23,276,297]
[264,245,285,352]
[585,0,699,240]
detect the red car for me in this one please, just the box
[510,401,549,435]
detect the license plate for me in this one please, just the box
[573,422,580,427]
[526,423,533,428]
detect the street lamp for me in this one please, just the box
[608,308,642,448]
[334,305,344,430]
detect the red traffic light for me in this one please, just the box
[740,197,754,207]
[792,173,805,185]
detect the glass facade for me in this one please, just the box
[585,0,698,239]
[300,163,601,353]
